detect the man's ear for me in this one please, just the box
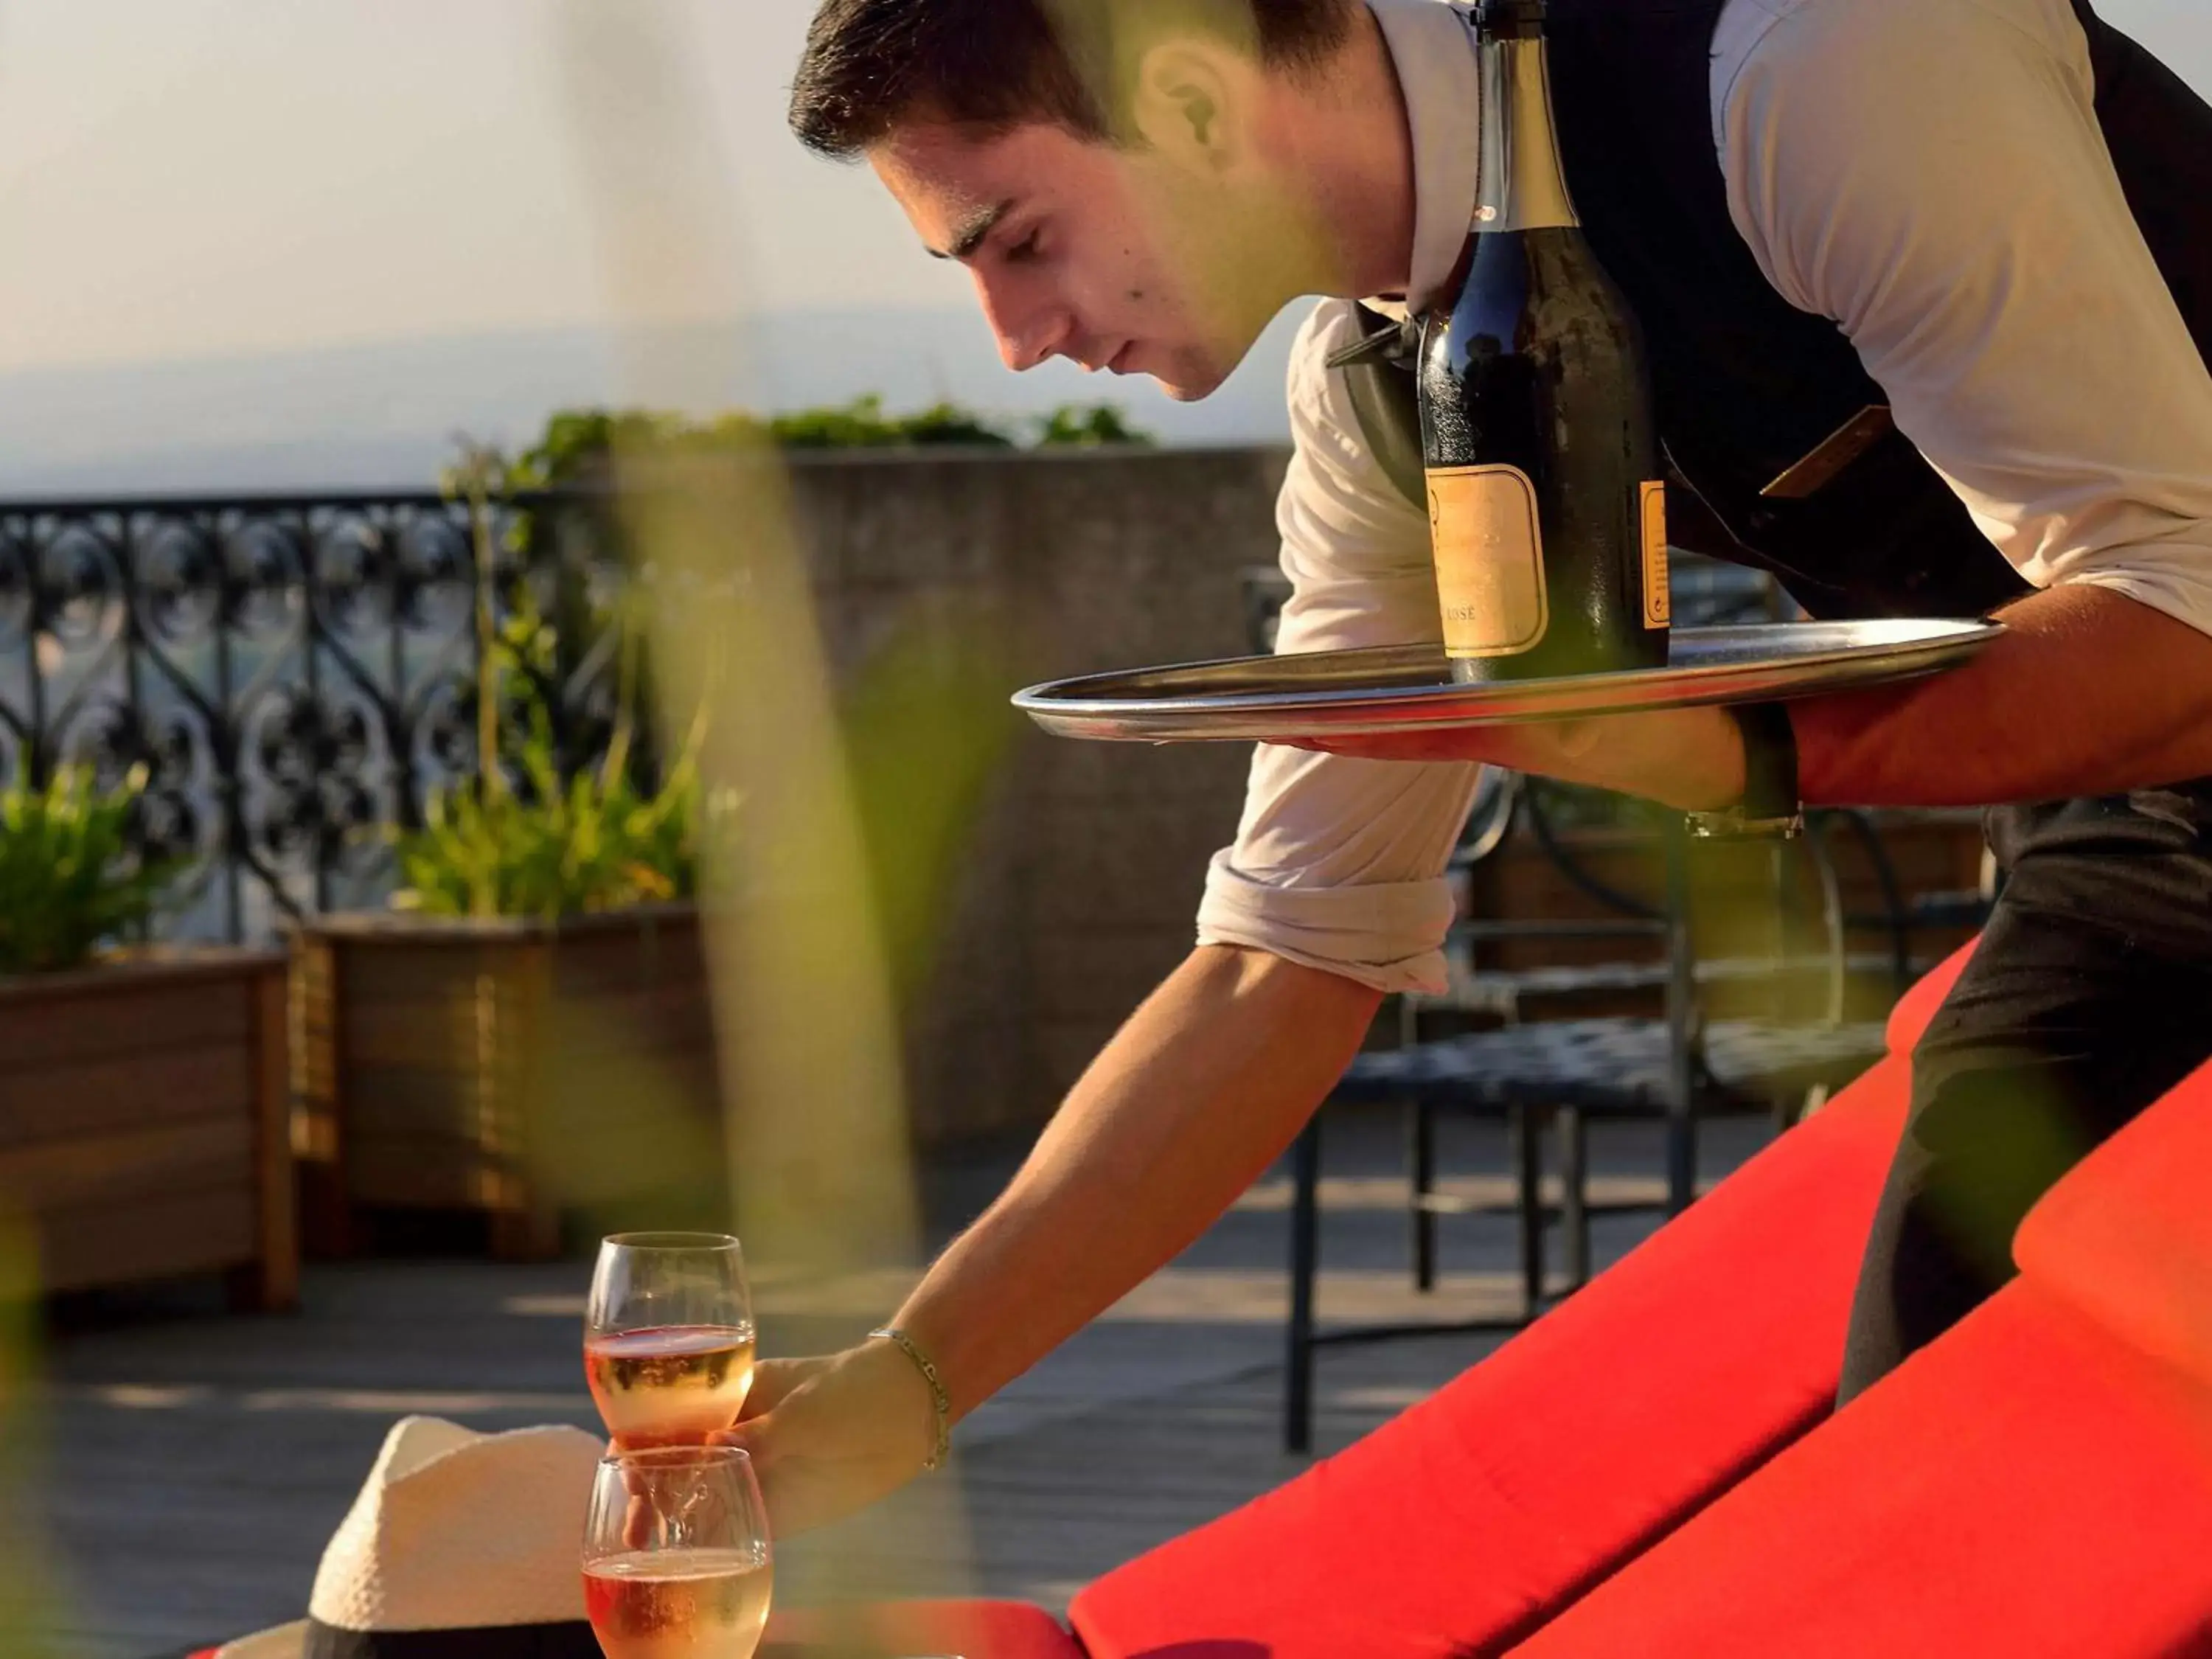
[1129,41,1245,172]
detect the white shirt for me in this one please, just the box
[1195,0,2212,995]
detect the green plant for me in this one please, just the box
[507,397,1149,487]
[0,766,178,975]
[1034,402,1154,447]
[770,395,1014,450]
[389,686,731,922]
[403,439,731,922]
[507,408,776,490]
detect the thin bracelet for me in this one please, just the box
[869,1326,952,1472]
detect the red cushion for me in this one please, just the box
[1885,937,1978,1054]
[762,1599,1082,1658]
[1511,1281,2212,1659]
[2015,1057,2212,1390]
[1071,1053,1914,1659]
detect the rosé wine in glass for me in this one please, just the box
[585,1324,757,1448]
[583,1447,772,1659]
[587,1233,754,1447]
[583,1545,772,1659]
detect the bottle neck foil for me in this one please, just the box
[1472,33,1579,233]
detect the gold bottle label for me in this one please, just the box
[1427,464,1548,659]
[1640,480,1671,629]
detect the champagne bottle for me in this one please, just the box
[1418,0,1670,683]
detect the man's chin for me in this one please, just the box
[1155,378,1217,404]
[1146,357,1232,403]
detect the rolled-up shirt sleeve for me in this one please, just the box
[1719,0,2212,636]
[1195,299,1482,994]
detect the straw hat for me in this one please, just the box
[217,1416,607,1659]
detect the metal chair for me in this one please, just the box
[1819,807,2001,994]
[1280,780,1896,1449]
[1237,554,1899,1450]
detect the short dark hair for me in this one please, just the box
[790,0,1357,159]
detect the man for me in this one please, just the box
[731,0,2212,1531]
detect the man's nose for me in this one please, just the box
[975,277,1071,372]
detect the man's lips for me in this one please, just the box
[1063,340,1136,374]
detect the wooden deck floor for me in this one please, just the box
[24,1108,1770,1657]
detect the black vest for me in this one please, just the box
[1349,0,2212,623]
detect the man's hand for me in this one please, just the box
[704,949,1377,1537]
[713,1341,942,1535]
[1292,700,1747,810]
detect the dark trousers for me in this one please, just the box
[1836,782,2212,1405]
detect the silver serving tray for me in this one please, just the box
[1014,618,2000,742]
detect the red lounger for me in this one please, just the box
[1070,949,1976,1659]
[1512,1043,2212,1656]
[762,1598,1085,1658]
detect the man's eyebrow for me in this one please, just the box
[931,199,1015,261]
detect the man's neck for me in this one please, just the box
[1267,5,1420,299]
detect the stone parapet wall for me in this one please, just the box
[785,446,1293,1144]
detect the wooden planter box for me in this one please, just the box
[0,951,296,1308]
[290,905,726,1260]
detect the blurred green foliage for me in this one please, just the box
[771,396,1016,451]
[839,606,1023,1006]
[389,611,732,922]
[389,692,726,923]
[0,1209,69,1659]
[414,442,731,922]
[0,767,178,976]
[421,411,1040,959]
[507,396,1151,486]
[1033,401,1153,447]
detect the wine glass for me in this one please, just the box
[586,1232,755,1447]
[584,1444,773,1659]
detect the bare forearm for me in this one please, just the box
[1795,586,2212,806]
[891,945,1381,1421]
[1301,585,2212,813]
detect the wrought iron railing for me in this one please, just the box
[0,487,637,943]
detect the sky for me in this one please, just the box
[0,0,908,366]
[0,0,2204,487]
